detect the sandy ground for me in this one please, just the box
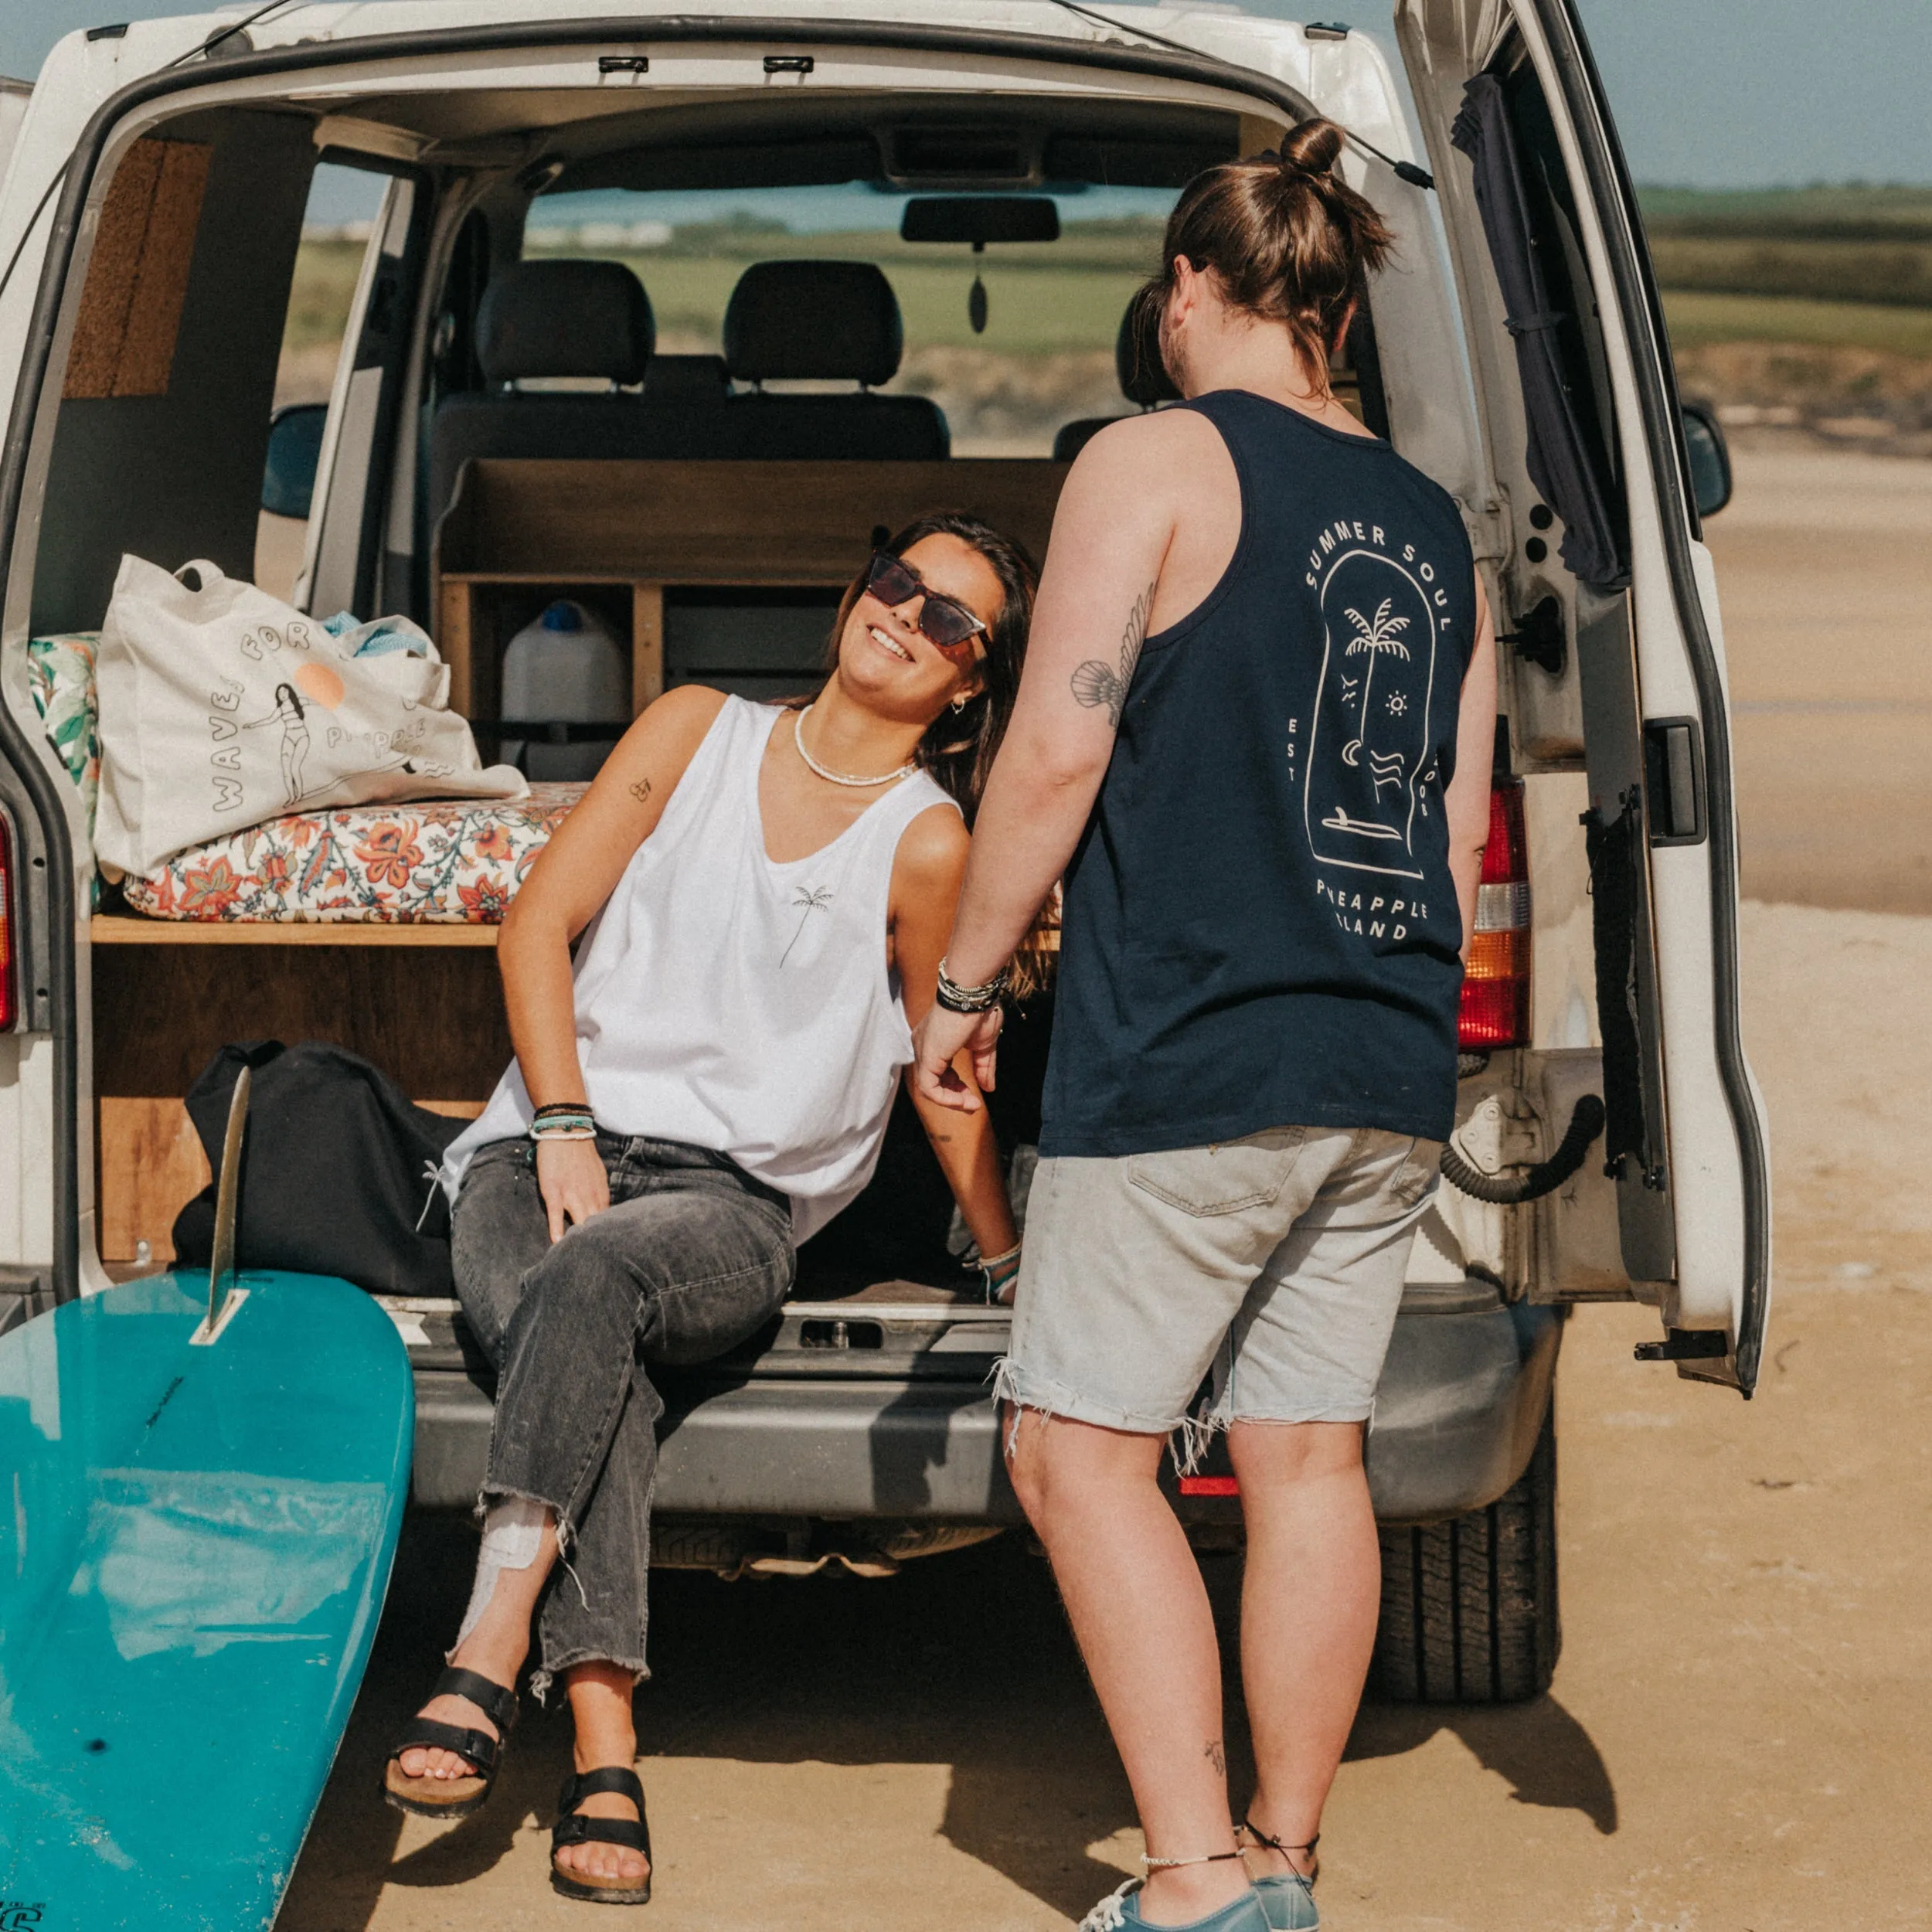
[281,451,1932,1931]
[1708,447,1932,911]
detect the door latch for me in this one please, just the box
[1634,1328,1727,1362]
[1643,717,1706,845]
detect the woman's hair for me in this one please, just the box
[820,509,1038,825]
[809,509,1053,995]
[1132,117,1396,393]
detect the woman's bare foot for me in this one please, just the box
[393,1621,526,1782]
[396,1503,560,1783]
[553,1661,651,1894]
[554,1781,651,1893]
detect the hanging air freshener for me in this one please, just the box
[968,239,988,334]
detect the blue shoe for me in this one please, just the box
[1078,1878,1271,1932]
[1236,1820,1321,1931]
[1252,1872,1319,1930]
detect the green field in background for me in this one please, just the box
[1658,289,1932,359]
[1638,184,1932,234]
[287,209,1932,369]
[595,252,1145,355]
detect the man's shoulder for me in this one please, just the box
[1061,406,1228,511]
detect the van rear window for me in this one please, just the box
[522,179,1179,456]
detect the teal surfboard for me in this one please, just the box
[0,1268,413,1927]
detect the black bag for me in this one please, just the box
[171,1039,468,1296]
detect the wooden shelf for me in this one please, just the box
[91,915,498,947]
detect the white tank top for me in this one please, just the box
[443,696,958,1240]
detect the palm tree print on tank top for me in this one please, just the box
[780,886,834,967]
[1303,536,1450,883]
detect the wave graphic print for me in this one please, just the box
[1304,550,1442,879]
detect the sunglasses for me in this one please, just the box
[863,551,989,657]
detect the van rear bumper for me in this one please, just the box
[410,1296,1560,1526]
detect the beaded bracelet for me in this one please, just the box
[934,957,1009,1015]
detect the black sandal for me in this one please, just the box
[551,1766,653,1906]
[381,1665,519,1820]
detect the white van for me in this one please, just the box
[0,0,1769,1704]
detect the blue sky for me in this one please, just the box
[3,2,1928,189]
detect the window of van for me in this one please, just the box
[522,180,1180,455]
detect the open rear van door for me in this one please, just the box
[1395,0,1771,1391]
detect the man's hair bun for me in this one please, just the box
[1280,117,1346,177]
[1133,114,1394,389]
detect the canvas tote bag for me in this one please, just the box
[93,554,525,874]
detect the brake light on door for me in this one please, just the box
[0,815,15,1031]
[1458,780,1529,1049]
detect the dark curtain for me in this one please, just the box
[1451,74,1627,587]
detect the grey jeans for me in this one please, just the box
[451,1132,794,1696]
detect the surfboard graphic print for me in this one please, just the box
[1304,537,1444,881]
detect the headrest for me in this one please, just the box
[476,260,655,385]
[1117,297,1181,406]
[723,260,903,386]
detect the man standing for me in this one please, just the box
[913,120,1497,1932]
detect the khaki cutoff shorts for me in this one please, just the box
[997,1125,1441,1458]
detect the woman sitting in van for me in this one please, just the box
[383,513,1036,1906]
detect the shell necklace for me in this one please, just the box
[792,705,917,787]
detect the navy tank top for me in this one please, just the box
[1041,389,1478,1158]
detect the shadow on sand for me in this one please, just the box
[281,1515,1615,1927]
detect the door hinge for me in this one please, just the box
[1500,595,1566,676]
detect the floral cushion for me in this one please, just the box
[120,784,585,923]
[26,632,101,834]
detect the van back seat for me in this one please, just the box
[720,260,948,461]
[1051,298,1180,461]
[428,258,659,521]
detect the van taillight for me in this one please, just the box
[0,816,15,1032]
[1458,780,1529,1049]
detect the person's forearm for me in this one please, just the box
[498,910,589,1109]
[944,753,1103,986]
[910,1073,1017,1257]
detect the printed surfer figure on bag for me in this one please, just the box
[243,680,312,808]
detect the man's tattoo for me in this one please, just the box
[1070,580,1157,728]
[1205,1740,1226,1777]
[628,775,653,805]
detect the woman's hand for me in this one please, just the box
[911,1004,1003,1111]
[536,1138,610,1243]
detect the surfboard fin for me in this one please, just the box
[192,1064,252,1345]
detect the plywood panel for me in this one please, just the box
[632,581,664,713]
[439,460,1067,584]
[91,917,497,947]
[97,1096,209,1263]
[92,943,511,1100]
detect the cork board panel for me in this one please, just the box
[64,138,212,400]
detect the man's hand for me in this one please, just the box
[536,1137,611,1242]
[911,1005,1003,1113]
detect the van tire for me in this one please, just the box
[1369,1410,1560,1704]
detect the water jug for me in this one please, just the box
[499,599,628,781]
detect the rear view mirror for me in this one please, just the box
[261,402,328,519]
[1679,400,1732,519]
[899,197,1061,246]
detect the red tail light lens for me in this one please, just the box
[1458,781,1529,1049]
[0,816,15,1032]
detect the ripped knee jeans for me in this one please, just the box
[451,1133,794,1699]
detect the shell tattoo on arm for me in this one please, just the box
[1070,581,1157,730]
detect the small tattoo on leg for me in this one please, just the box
[1205,1740,1226,1777]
